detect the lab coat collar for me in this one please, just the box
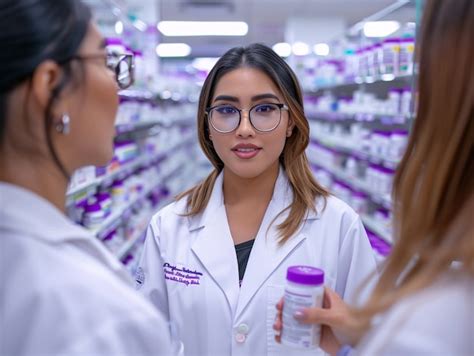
[0,182,91,243]
[189,171,240,316]
[188,167,320,319]
[187,166,319,232]
[235,167,318,319]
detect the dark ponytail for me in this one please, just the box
[0,0,92,176]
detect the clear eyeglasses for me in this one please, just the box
[67,52,135,90]
[206,103,289,133]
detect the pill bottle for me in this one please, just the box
[381,38,400,75]
[281,266,325,349]
[82,201,105,229]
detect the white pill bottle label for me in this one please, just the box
[281,266,325,349]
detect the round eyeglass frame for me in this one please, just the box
[65,52,135,90]
[205,103,289,133]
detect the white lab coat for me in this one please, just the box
[0,182,173,355]
[355,272,474,355]
[137,168,379,356]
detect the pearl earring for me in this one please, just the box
[56,113,71,135]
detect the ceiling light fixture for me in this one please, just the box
[272,42,292,57]
[292,42,310,56]
[157,21,248,37]
[313,43,330,56]
[363,21,400,38]
[156,43,192,57]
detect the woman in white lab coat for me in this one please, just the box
[274,0,474,354]
[0,1,173,354]
[137,43,379,355]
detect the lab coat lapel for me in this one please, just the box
[235,169,310,319]
[190,172,240,317]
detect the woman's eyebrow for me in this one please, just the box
[213,95,239,102]
[251,93,280,101]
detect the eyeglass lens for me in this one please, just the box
[107,54,134,89]
[210,103,282,132]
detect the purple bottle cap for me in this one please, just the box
[95,192,111,201]
[84,202,101,213]
[105,38,123,46]
[286,266,324,285]
[111,179,123,188]
[75,199,88,208]
[352,191,367,198]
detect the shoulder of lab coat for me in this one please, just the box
[140,170,378,306]
[355,273,474,355]
[0,183,173,355]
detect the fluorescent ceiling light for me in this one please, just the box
[292,42,310,56]
[192,57,219,72]
[272,42,292,57]
[363,21,400,38]
[115,21,124,35]
[156,43,191,57]
[157,21,248,37]
[313,43,330,56]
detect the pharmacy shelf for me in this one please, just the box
[307,111,411,125]
[309,73,413,94]
[115,214,151,260]
[66,154,155,203]
[66,177,103,199]
[115,120,162,135]
[311,161,392,210]
[66,134,195,203]
[89,184,155,237]
[361,214,392,244]
[88,160,184,237]
[311,137,400,170]
[115,119,195,136]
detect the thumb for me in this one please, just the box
[324,287,344,308]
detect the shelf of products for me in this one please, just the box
[311,137,400,170]
[307,111,412,124]
[309,73,413,94]
[300,1,420,249]
[311,162,392,209]
[115,120,162,135]
[66,133,195,203]
[361,214,392,243]
[89,181,157,237]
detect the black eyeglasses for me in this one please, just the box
[206,103,289,133]
[66,52,135,90]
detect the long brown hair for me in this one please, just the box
[356,0,474,329]
[177,44,329,243]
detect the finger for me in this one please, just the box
[273,318,282,332]
[274,318,282,344]
[293,307,336,325]
[276,298,284,311]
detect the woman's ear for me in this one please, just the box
[286,116,295,137]
[30,60,65,114]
